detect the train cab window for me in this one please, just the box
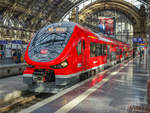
[76,40,81,55]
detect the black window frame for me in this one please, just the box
[90,42,95,57]
[90,42,106,57]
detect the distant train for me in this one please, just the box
[23,22,132,92]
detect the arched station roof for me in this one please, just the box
[0,0,149,42]
[0,0,149,31]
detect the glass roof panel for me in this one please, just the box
[61,0,148,21]
[124,0,147,9]
[77,0,147,12]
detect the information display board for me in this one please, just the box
[98,17,115,36]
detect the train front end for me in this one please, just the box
[23,22,76,93]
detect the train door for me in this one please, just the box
[107,45,110,65]
[82,40,86,71]
[76,40,86,72]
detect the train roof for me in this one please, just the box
[43,22,112,43]
[38,22,129,46]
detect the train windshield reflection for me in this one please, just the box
[28,23,75,62]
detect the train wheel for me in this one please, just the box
[79,73,88,81]
[91,70,96,76]
[98,67,101,73]
[91,71,94,76]
[96,69,99,74]
[87,71,91,78]
[86,72,90,79]
[101,67,103,71]
[94,70,96,75]
[79,74,84,81]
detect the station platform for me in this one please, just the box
[0,63,25,68]
[0,62,27,78]
[0,58,19,65]
[20,57,149,113]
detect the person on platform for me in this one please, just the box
[13,51,17,63]
[0,50,2,59]
[0,50,2,61]
[1,50,4,59]
[133,48,136,58]
[0,50,4,60]
[139,49,144,61]
[17,50,21,63]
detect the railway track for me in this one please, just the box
[0,91,53,113]
[0,74,90,113]
[127,105,150,113]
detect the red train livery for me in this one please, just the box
[23,22,132,92]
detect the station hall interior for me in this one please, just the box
[0,0,150,113]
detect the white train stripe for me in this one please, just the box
[23,74,32,77]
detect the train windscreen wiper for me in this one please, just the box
[40,39,65,45]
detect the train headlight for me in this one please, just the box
[61,61,68,68]
[50,60,68,69]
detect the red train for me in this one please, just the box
[23,22,132,92]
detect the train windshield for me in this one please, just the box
[28,22,75,62]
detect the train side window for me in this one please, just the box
[103,44,106,55]
[95,44,100,56]
[90,42,95,57]
[76,40,81,55]
[120,49,122,55]
[83,40,85,50]
[100,44,102,56]
[119,49,121,55]
[97,44,100,56]
[101,44,103,56]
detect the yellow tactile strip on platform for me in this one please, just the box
[127,105,150,113]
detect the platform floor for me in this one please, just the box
[0,63,25,68]
[20,57,149,113]
[0,57,26,65]
[0,58,21,65]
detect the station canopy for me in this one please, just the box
[0,0,149,42]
